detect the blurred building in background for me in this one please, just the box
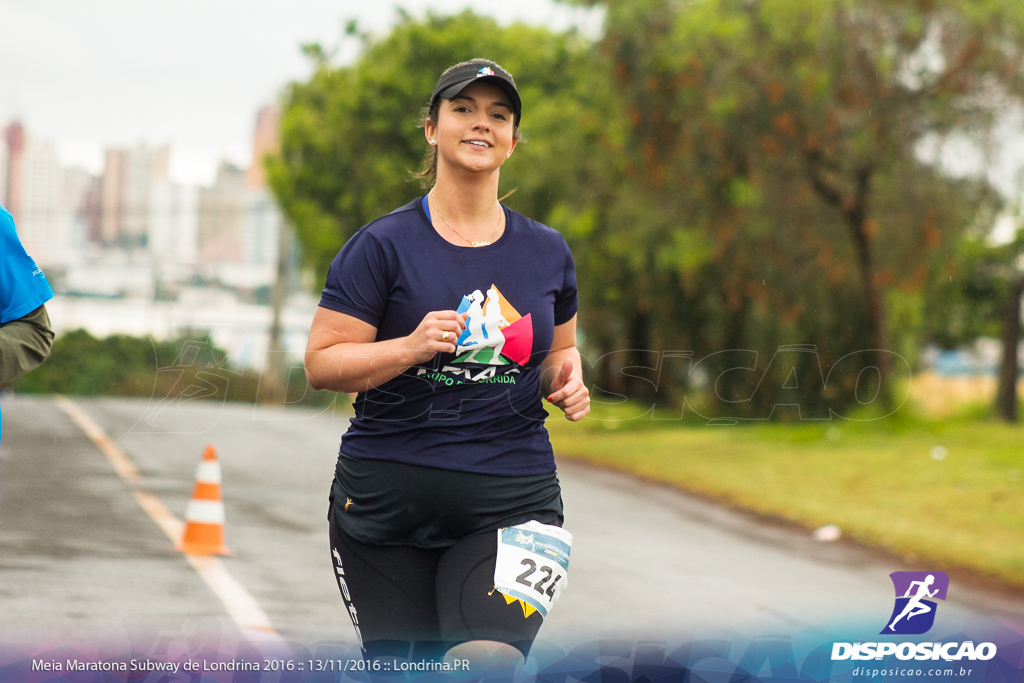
[149,179,199,269]
[240,105,285,287]
[0,107,283,288]
[0,106,309,369]
[196,105,285,291]
[0,132,7,212]
[243,107,284,278]
[101,144,170,249]
[63,166,102,250]
[19,137,63,263]
[2,122,26,226]
[245,106,279,190]
[199,160,246,266]
[0,121,87,267]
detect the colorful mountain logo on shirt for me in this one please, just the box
[452,285,532,367]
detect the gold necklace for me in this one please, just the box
[429,192,502,247]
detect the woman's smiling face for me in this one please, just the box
[426,80,518,175]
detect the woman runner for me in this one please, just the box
[305,58,589,668]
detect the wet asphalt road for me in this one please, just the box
[1,394,1020,655]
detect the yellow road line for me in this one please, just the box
[55,395,282,644]
[132,490,185,546]
[56,396,140,482]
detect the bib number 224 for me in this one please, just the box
[493,521,572,618]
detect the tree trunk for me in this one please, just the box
[996,274,1024,422]
[717,291,751,414]
[807,163,892,408]
[625,306,654,401]
[846,213,891,391]
[843,169,892,409]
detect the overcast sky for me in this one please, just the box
[4,0,1023,242]
[1,0,603,185]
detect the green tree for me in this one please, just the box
[270,4,1024,420]
[567,0,1021,414]
[267,11,607,287]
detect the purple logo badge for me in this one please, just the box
[881,571,949,635]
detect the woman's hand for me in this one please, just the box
[546,357,590,421]
[404,310,469,364]
[305,308,467,393]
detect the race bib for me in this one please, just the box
[493,521,572,618]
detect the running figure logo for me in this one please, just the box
[881,571,949,635]
[414,284,532,387]
[452,285,532,367]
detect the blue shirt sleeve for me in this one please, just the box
[1,207,54,324]
[318,229,392,328]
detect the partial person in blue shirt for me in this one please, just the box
[0,204,55,441]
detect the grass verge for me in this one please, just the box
[546,401,1024,588]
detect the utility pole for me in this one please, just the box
[261,217,292,404]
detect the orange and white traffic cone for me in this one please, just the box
[177,445,230,555]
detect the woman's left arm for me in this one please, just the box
[541,315,590,421]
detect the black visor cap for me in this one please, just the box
[430,60,522,125]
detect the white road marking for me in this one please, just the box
[54,395,283,643]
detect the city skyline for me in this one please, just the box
[0,106,309,372]
[1,105,285,286]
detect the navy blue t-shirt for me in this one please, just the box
[319,197,577,475]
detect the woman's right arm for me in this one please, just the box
[304,307,467,393]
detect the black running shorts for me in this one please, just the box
[327,454,564,660]
[329,520,546,660]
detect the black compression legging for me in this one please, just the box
[329,519,545,661]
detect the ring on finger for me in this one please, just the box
[442,330,450,343]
